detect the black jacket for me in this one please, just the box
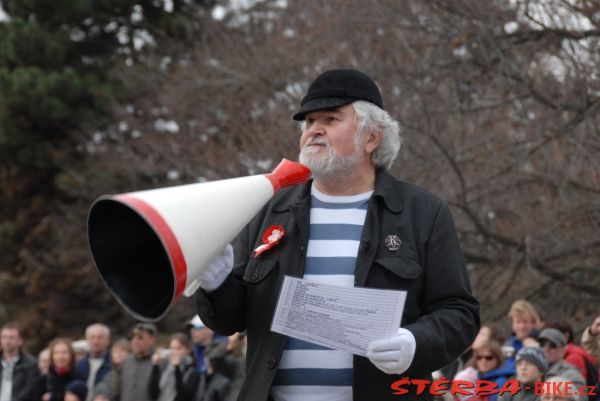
[148,361,200,401]
[75,352,112,388]
[0,351,40,401]
[44,367,83,401]
[194,373,231,401]
[196,169,480,401]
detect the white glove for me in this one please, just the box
[184,244,234,296]
[366,328,416,375]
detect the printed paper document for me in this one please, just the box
[271,275,406,356]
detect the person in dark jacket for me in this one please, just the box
[194,343,231,401]
[76,324,111,401]
[65,380,88,401]
[42,338,84,401]
[0,322,40,401]
[193,69,480,401]
[223,333,245,401]
[149,333,199,401]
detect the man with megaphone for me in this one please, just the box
[193,69,480,401]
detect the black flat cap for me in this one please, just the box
[293,69,384,121]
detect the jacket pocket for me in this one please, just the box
[243,257,278,283]
[375,256,422,279]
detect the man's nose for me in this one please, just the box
[306,122,325,137]
[309,119,326,133]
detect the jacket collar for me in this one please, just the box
[91,351,111,365]
[272,179,312,212]
[0,350,22,365]
[273,168,403,213]
[372,168,403,213]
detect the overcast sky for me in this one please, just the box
[0,1,8,22]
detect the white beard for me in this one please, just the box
[299,137,362,180]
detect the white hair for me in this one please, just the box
[85,323,111,339]
[352,100,401,170]
[297,101,402,170]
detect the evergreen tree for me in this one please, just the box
[0,0,216,346]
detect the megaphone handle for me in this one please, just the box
[184,278,202,297]
[265,159,311,192]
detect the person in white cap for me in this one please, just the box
[187,316,214,375]
[194,69,480,401]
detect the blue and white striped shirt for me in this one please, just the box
[271,183,373,401]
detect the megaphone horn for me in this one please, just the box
[88,159,311,322]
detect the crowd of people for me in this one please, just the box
[436,301,600,401]
[1,302,599,401]
[0,316,246,401]
[2,301,599,401]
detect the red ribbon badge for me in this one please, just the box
[253,225,285,257]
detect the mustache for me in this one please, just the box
[304,138,328,147]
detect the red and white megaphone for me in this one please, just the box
[88,159,310,322]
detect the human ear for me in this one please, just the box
[365,130,382,154]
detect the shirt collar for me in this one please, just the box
[272,168,404,213]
